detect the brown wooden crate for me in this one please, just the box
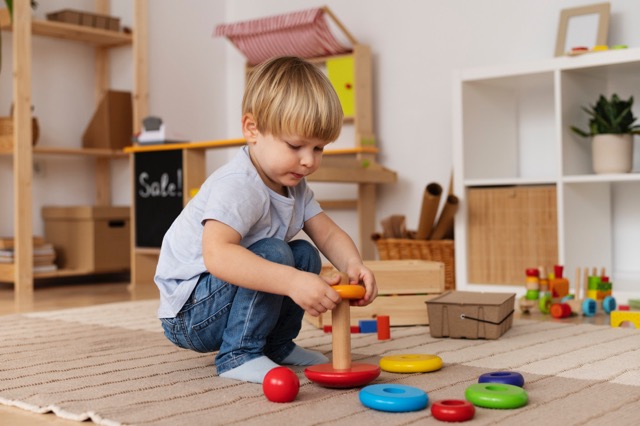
[373,238,455,290]
[467,185,558,285]
[305,294,440,328]
[322,259,444,294]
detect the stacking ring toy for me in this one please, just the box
[478,371,525,387]
[359,384,428,412]
[379,354,443,373]
[431,399,475,422]
[305,276,380,388]
[465,383,528,409]
[332,284,366,300]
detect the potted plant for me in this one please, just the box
[571,94,640,174]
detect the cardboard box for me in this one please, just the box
[306,260,445,328]
[42,206,130,272]
[426,291,515,339]
[82,91,133,150]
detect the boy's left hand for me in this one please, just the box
[344,264,377,307]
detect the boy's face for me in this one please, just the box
[243,114,328,195]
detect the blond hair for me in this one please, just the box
[242,56,343,142]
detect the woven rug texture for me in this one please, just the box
[1,300,640,425]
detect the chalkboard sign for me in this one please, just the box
[134,150,184,248]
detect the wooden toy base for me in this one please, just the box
[304,363,381,388]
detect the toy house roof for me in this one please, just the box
[214,7,357,65]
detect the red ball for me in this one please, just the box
[263,367,300,403]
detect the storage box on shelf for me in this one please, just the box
[42,206,130,273]
[453,47,640,295]
[46,9,121,32]
[467,185,558,285]
[305,260,445,328]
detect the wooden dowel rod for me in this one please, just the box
[332,300,351,370]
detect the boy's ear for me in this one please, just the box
[242,114,259,143]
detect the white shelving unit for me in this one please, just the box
[453,48,640,302]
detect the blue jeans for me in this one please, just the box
[160,238,322,375]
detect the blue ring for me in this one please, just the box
[478,371,525,387]
[359,384,428,412]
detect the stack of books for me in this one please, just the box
[0,236,58,273]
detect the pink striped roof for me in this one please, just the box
[215,8,353,65]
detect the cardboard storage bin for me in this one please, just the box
[426,291,515,339]
[42,206,130,272]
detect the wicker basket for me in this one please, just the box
[373,235,455,290]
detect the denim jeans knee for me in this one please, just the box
[214,238,321,374]
[289,239,322,274]
[161,272,237,353]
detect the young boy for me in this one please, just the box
[155,56,378,384]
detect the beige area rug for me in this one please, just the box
[1,300,640,426]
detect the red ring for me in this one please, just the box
[431,399,475,422]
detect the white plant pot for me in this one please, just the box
[592,134,634,174]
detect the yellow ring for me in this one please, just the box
[332,284,365,300]
[379,354,443,373]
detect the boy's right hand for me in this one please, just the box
[289,273,341,317]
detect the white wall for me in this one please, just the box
[1,0,639,261]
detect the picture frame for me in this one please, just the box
[554,2,610,57]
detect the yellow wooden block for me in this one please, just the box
[611,311,640,328]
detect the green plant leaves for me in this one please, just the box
[571,93,640,137]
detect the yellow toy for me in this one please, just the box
[610,311,640,328]
[379,354,443,373]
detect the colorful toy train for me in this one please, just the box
[519,265,616,318]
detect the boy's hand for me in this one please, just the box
[289,272,341,317]
[323,268,378,307]
[345,264,377,307]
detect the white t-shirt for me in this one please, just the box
[154,146,323,318]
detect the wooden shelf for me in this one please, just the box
[135,247,161,255]
[0,263,128,283]
[0,8,132,47]
[453,47,640,295]
[2,1,147,293]
[0,146,128,157]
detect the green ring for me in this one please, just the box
[538,294,551,313]
[465,383,528,409]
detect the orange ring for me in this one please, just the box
[332,284,365,300]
